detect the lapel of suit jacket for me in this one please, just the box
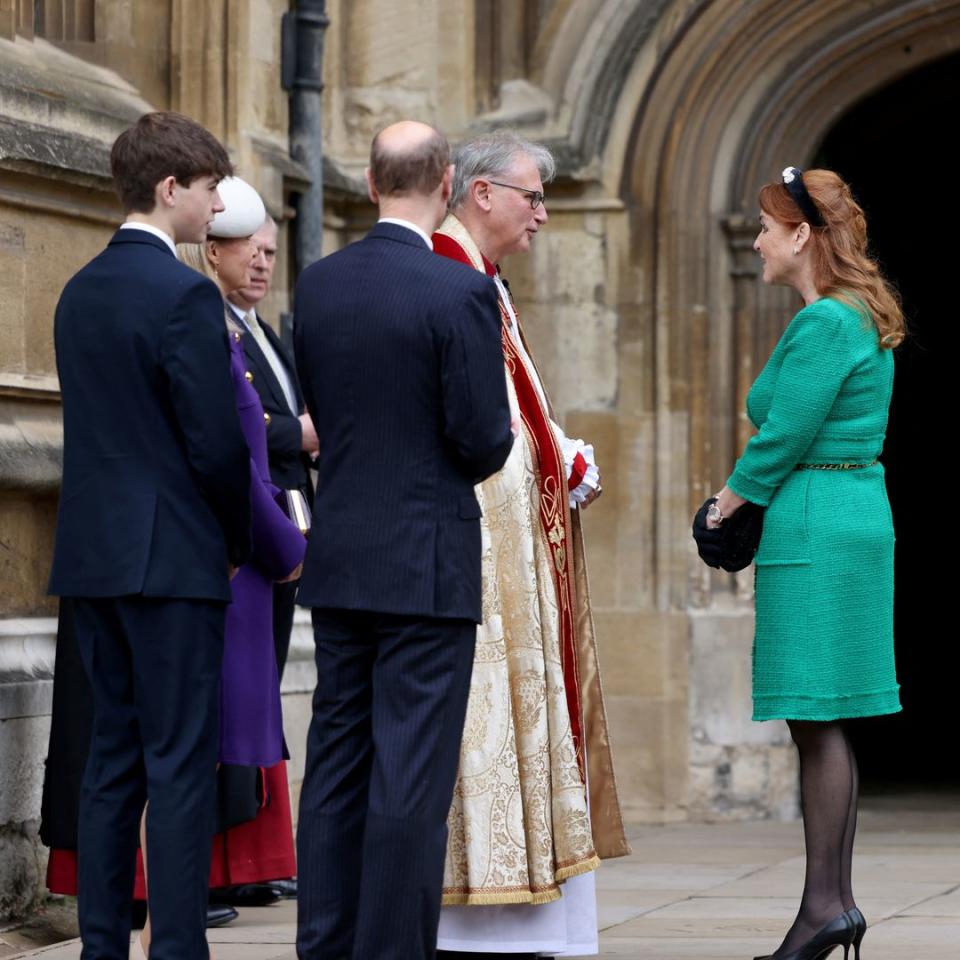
[241,315,293,413]
[258,317,304,411]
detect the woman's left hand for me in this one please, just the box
[278,562,303,583]
[707,486,747,528]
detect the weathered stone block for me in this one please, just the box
[0,819,47,922]
[0,714,50,824]
[690,607,791,748]
[0,216,27,374]
[605,693,687,821]
[20,207,110,379]
[591,611,688,701]
[688,740,799,822]
[613,414,656,610]
[521,299,618,414]
[564,409,619,609]
[0,494,58,617]
[345,0,435,88]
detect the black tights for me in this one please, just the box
[774,720,859,957]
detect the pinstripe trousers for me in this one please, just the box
[296,608,476,959]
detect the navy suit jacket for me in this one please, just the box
[294,221,513,622]
[48,228,252,603]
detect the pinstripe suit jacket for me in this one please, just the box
[293,221,513,622]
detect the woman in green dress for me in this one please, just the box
[708,167,904,960]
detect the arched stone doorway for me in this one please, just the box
[816,51,958,789]
[531,0,960,815]
[611,0,960,811]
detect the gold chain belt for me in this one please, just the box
[795,458,878,471]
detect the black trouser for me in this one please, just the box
[296,608,476,960]
[73,596,224,960]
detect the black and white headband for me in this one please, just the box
[781,167,825,228]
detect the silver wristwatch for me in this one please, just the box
[706,502,723,526]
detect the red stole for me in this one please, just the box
[433,230,586,782]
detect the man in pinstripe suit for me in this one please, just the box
[293,121,515,960]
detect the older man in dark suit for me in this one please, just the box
[48,111,251,960]
[294,120,515,960]
[226,215,316,679]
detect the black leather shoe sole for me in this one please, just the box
[269,877,298,899]
[207,904,239,928]
[210,883,282,907]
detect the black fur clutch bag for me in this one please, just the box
[692,497,765,572]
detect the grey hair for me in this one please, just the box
[449,131,556,209]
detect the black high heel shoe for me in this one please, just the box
[845,906,866,960]
[753,912,854,960]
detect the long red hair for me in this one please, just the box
[758,170,905,349]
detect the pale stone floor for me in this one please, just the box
[4,794,959,959]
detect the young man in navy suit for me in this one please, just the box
[48,111,252,960]
[294,121,515,960]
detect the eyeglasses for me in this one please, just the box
[487,179,545,210]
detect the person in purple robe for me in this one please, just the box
[180,175,306,765]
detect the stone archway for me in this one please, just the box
[620,0,960,815]
[815,52,959,789]
[521,0,960,817]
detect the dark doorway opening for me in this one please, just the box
[816,52,956,789]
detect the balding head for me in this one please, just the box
[368,121,450,199]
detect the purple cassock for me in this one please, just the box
[220,331,307,766]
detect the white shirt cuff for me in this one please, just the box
[553,425,600,508]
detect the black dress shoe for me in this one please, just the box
[759,912,854,960]
[269,877,298,899]
[754,911,855,960]
[207,904,239,928]
[845,906,866,960]
[131,900,238,929]
[210,883,282,907]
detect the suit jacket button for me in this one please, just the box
[263,412,271,425]
[244,370,254,383]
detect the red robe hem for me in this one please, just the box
[46,761,296,897]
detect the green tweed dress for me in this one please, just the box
[727,297,901,721]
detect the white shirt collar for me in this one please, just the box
[378,217,433,251]
[227,300,250,323]
[119,222,177,257]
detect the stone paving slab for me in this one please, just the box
[8,799,960,959]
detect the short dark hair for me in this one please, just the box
[369,126,450,197]
[110,111,233,214]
